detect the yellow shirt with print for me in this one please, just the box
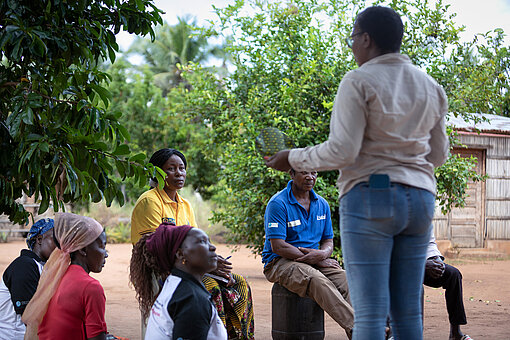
[130,187,197,244]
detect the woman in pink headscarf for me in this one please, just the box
[22,212,108,340]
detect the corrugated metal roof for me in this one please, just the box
[447,113,510,135]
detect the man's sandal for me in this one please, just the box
[460,335,473,340]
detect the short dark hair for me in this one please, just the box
[355,6,403,53]
[149,148,187,169]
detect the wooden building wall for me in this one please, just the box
[433,132,510,247]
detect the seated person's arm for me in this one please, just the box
[293,205,335,266]
[270,238,306,260]
[84,281,107,340]
[294,238,335,266]
[209,255,234,283]
[425,256,445,279]
[319,238,334,258]
[271,238,340,268]
[315,207,335,260]
[315,238,341,268]
[4,257,40,315]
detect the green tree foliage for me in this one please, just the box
[129,17,228,96]
[168,0,507,255]
[0,0,164,224]
[435,150,487,215]
[103,15,226,201]
[106,59,168,156]
[105,58,221,201]
[441,29,510,117]
[176,0,364,254]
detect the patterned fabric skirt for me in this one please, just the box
[202,274,255,340]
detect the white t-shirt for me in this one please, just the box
[145,271,227,340]
[0,257,43,340]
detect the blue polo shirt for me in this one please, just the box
[262,180,334,266]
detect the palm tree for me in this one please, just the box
[129,16,228,95]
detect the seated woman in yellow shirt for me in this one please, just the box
[131,148,254,339]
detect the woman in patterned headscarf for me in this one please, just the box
[0,218,56,339]
[22,212,108,340]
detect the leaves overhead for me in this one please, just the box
[0,0,163,224]
[104,17,225,201]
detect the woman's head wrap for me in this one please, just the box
[146,223,193,273]
[26,218,54,250]
[21,213,104,339]
[53,212,103,253]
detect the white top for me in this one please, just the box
[0,259,43,340]
[289,53,449,197]
[426,232,443,260]
[145,274,227,340]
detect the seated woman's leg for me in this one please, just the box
[223,274,254,340]
[202,276,226,325]
[202,275,255,340]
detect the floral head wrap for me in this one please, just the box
[26,218,54,250]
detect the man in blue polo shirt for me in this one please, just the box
[263,169,354,338]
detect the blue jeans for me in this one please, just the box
[340,180,435,340]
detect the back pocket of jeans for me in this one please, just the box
[367,187,394,219]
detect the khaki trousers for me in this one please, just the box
[264,257,354,330]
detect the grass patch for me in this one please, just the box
[77,201,134,244]
[105,222,131,244]
[178,187,227,243]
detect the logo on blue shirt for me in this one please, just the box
[287,220,301,228]
[317,215,326,220]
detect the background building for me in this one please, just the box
[434,114,510,255]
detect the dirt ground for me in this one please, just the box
[1,241,509,340]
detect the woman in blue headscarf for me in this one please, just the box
[0,218,56,339]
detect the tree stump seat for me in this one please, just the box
[271,283,325,340]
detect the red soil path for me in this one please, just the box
[1,241,509,339]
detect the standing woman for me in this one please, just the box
[130,223,227,340]
[22,212,108,340]
[0,218,56,339]
[266,6,449,340]
[131,148,254,339]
